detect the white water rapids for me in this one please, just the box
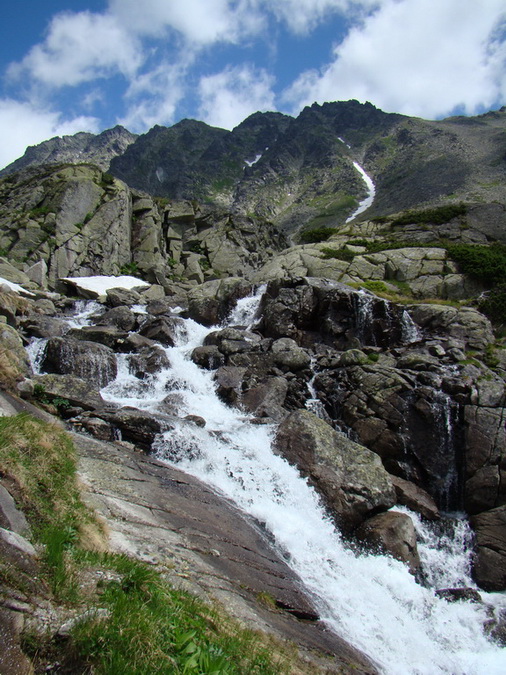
[39,291,506,674]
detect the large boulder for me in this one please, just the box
[40,337,117,388]
[33,374,104,410]
[138,316,186,347]
[89,408,175,451]
[241,376,289,421]
[355,510,421,573]
[274,410,396,532]
[408,304,494,351]
[187,278,252,326]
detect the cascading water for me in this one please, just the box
[26,299,106,374]
[72,289,506,673]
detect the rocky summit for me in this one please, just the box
[1,100,506,673]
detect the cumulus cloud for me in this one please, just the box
[265,0,375,34]
[283,0,506,118]
[109,0,265,44]
[7,11,142,88]
[198,64,276,129]
[119,62,190,131]
[0,99,99,170]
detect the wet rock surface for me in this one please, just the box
[74,432,377,673]
[275,410,396,532]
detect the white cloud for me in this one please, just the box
[119,62,189,131]
[198,64,276,129]
[265,0,376,34]
[0,99,99,170]
[109,0,265,44]
[283,0,506,119]
[8,11,142,88]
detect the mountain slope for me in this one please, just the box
[0,125,137,175]
[2,101,505,237]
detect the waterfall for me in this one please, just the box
[432,390,463,511]
[26,299,105,375]
[354,290,377,346]
[305,357,328,420]
[96,288,506,675]
[401,309,422,344]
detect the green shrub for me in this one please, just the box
[100,172,115,187]
[376,203,468,227]
[478,284,506,329]
[29,205,51,218]
[446,243,506,286]
[362,280,388,294]
[299,227,337,244]
[119,262,139,276]
[320,246,355,261]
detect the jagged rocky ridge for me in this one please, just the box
[1,99,506,670]
[2,101,506,237]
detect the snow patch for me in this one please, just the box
[62,275,149,297]
[0,276,35,297]
[245,153,262,167]
[346,161,376,223]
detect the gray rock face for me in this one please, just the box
[470,506,506,591]
[260,277,407,350]
[275,410,395,532]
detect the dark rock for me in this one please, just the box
[122,332,158,351]
[187,278,252,326]
[214,366,247,405]
[40,337,117,388]
[271,337,311,372]
[20,315,68,338]
[390,475,440,520]
[464,406,506,515]
[435,587,482,603]
[127,346,171,378]
[92,408,175,451]
[191,345,225,370]
[68,325,128,349]
[72,415,118,441]
[106,287,142,307]
[241,377,288,421]
[470,506,506,591]
[184,415,206,427]
[96,305,138,331]
[138,316,186,346]
[355,511,421,573]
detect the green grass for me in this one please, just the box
[0,414,295,674]
[69,552,287,675]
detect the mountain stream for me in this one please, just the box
[32,290,506,674]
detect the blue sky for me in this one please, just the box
[0,0,505,170]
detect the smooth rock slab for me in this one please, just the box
[74,433,377,674]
